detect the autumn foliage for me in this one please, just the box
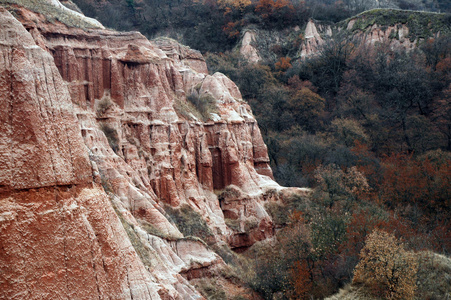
[275,56,292,71]
[379,152,451,216]
[353,230,418,300]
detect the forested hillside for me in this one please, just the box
[69,0,451,298]
[207,10,451,296]
[71,0,451,52]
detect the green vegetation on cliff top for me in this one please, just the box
[346,8,451,39]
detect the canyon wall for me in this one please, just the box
[0,0,303,298]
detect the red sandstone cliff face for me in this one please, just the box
[12,3,276,246]
[0,1,291,299]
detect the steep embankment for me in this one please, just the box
[0,0,306,299]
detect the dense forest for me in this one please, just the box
[73,0,451,298]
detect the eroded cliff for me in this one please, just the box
[239,9,450,63]
[0,0,303,298]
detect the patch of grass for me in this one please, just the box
[99,172,113,194]
[244,217,259,232]
[415,251,451,299]
[138,220,177,240]
[180,235,209,247]
[212,243,241,266]
[217,185,243,202]
[194,279,227,300]
[164,204,215,244]
[99,122,119,154]
[225,218,241,232]
[173,96,204,121]
[111,203,153,269]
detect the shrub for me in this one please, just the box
[96,93,113,117]
[330,118,369,147]
[353,229,418,300]
[264,202,290,226]
[288,88,325,132]
[313,164,370,209]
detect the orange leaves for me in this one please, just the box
[255,0,275,16]
[275,56,292,71]
[222,21,240,38]
[255,0,295,20]
[217,0,251,11]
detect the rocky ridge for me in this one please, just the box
[239,9,450,63]
[0,0,310,299]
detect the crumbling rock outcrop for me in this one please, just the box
[240,31,261,63]
[238,13,436,63]
[0,0,286,298]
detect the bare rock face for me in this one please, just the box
[348,21,418,51]
[240,31,261,63]
[299,19,326,59]
[0,0,283,298]
[0,7,92,190]
[10,3,276,245]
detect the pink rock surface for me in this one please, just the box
[14,6,277,246]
